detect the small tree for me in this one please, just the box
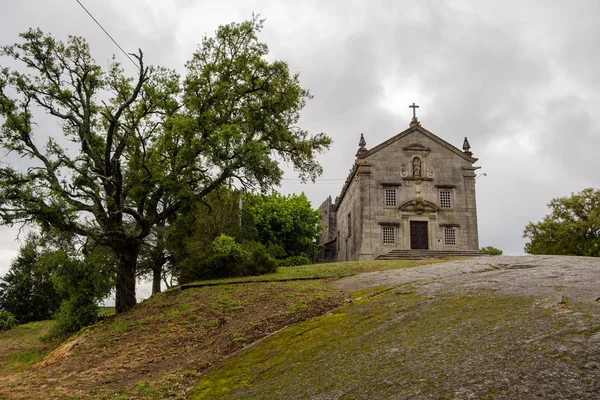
[0,233,61,323]
[524,188,600,256]
[247,192,321,257]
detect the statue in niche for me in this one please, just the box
[412,157,421,177]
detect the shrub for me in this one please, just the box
[43,248,114,338]
[265,243,287,259]
[179,236,277,283]
[47,300,100,338]
[480,246,503,255]
[212,234,243,256]
[0,310,18,330]
[240,241,278,276]
[277,255,311,267]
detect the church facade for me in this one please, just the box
[318,110,480,262]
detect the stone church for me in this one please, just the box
[318,105,481,261]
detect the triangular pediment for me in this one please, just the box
[357,124,478,163]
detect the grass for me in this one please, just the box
[98,307,115,317]
[0,259,448,399]
[178,259,446,288]
[0,320,57,373]
[8,349,45,368]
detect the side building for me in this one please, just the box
[318,115,481,261]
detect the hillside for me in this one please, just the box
[0,259,435,399]
[1,256,599,399]
[190,255,600,399]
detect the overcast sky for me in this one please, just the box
[1,0,599,299]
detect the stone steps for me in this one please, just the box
[376,249,482,260]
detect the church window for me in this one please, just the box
[444,228,456,245]
[384,188,397,206]
[412,157,422,177]
[347,213,352,237]
[439,190,452,209]
[337,231,340,251]
[382,226,395,244]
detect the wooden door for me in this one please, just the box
[410,221,428,249]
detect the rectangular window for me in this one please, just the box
[440,190,452,209]
[384,188,397,207]
[444,228,456,245]
[382,226,395,244]
[347,213,352,237]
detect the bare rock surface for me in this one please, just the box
[190,256,600,399]
[334,255,600,303]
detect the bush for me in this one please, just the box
[43,248,114,338]
[47,300,100,338]
[212,234,243,256]
[0,310,18,330]
[277,255,311,267]
[179,235,277,283]
[240,241,278,276]
[265,243,287,259]
[480,246,503,255]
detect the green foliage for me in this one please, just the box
[179,235,276,283]
[240,241,278,275]
[265,243,287,260]
[43,248,114,338]
[0,310,18,330]
[167,188,261,285]
[480,246,503,255]
[524,188,600,256]
[277,256,311,267]
[212,234,243,256]
[183,16,331,186]
[0,234,61,324]
[48,300,100,338]
[247,192,321,257]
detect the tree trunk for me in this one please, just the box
[150,220,166,295]
[115,241,140,314]
[152,267,162,295]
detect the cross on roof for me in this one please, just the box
[409,102,419,119]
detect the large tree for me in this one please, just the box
[0,18,330,313]
[524,188,600,256]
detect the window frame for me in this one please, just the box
[382,225,395,244]
[384,188,397,207]
[439,189,452,209]
[444,228,456,246]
